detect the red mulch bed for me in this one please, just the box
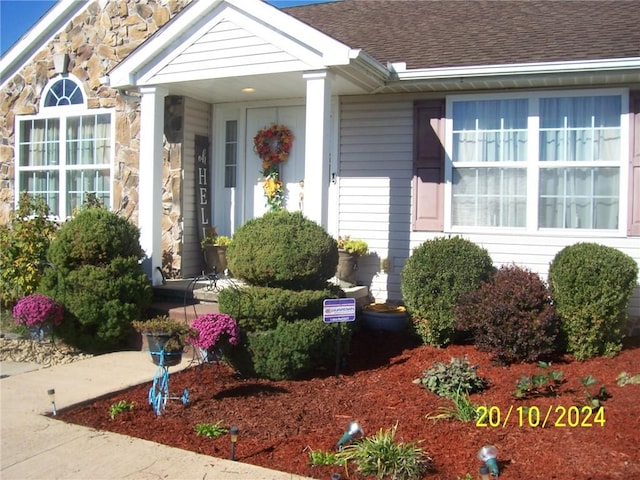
[57,329,640,479]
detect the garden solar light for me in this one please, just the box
[47,388,57,416]
[229,426,239,461]
[477,445,499,477]
[479,464,490,480]
[336,421,364,450]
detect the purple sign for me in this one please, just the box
[323,298,356,323]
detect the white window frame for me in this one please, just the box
[15,75,114,220]
[444,88,629,237]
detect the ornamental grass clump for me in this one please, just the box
[190,313,240,350]
[12,294,63,327]
[336,424,433,480]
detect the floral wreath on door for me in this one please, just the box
[253,124,293,211]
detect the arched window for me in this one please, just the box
[44,78,84,107]
[16,77,112,219]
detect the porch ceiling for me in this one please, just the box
[158,68,377,104]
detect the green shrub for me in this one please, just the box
[455,265,560,364]
[401,236,494,346]
[217,285,338,331]
[41,206,151,352]
[0,193,58,307]
[548,243,638,360]
[47,206,144,270]
[226,211,338,290]
[226,317,350,380]
[414,357,487,398]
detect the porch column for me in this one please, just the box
[139,86,167,286]
[303,70,333,227]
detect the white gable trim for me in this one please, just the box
[392,57,640,81]
[108,0,356,89]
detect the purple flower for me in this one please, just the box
[13,294,64,327]
[189,313,240,350]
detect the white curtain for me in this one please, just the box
[538,96,620,229]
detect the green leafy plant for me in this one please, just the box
[194,421,228,438]
[200,227,232,249]
[414,356,487,398]
[426,388,480,423]
[548,242,638,360]
[307,449,344,467]
[132,316,196,352]
[580,375,610,410]
[513,362,564,399]
[401,236,494,346]
[336,424,433,480]
[337,236,369,256]
[456,474,474,480]
[109,400,134,420]
[616,371,640,386]
[0,193,58,308]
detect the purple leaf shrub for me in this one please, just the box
[13,294,64,327]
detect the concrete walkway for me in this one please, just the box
[0,352,312,480]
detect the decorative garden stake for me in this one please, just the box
[47,388,56,416]
[230,426,239,460]
[477,445,499,477]
[336,421,364,451]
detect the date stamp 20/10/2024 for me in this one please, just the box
[476,405,605,428]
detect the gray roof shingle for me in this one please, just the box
[284,0,640,69]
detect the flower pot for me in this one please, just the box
[204,245,228,274]
[199,346,224,363]
[145,333,183,366]
[28,323,53,342]
[362,304,407,332]
[336,250,358,285]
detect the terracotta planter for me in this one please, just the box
[336,250,358,285]
[145,333,184,367]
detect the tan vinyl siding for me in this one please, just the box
[181,97,211,277]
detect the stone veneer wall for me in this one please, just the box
[0,0,192,275]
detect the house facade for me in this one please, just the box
[1,0,639,325]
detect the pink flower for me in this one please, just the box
[189,313,240,350]
[13,294,64,327]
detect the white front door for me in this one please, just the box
[244,106,306,221]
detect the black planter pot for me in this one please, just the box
[145,333,183,366]
[336,250,358,285]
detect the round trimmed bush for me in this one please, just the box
[548,242,638,360]
[225,317,350,380]
[226,211,338,290]
[217,285,338,331]
[41,206,152,352]
[455,265,560,364]
[401,236,494,347]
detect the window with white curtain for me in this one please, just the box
[16,76,112,218]
[448,91,625,231]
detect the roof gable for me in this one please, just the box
[108,0,357,88]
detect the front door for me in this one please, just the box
[244,106,306,221]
